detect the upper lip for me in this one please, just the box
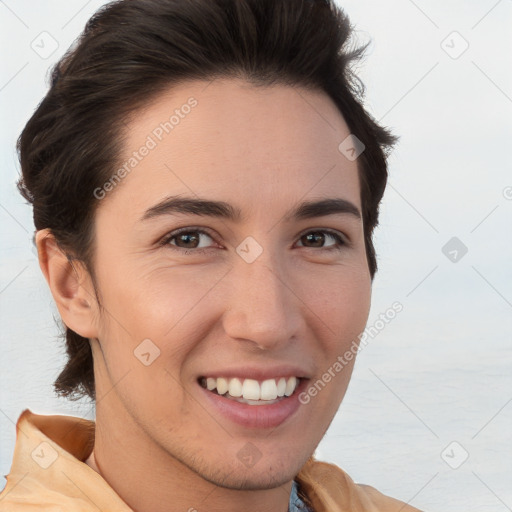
[199,365,311,382]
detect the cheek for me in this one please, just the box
[97,255,220,325]
[306,262,372,344]
[301,268,370,415]
[93,261,230,378]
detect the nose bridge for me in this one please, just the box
[222,245,301,349]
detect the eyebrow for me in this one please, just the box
[141,195,361,223]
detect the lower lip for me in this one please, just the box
[199,379,308,429]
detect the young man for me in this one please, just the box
[0,1,421,510]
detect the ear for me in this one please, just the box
[35,229,99,339]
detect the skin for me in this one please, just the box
[37,78,372,512]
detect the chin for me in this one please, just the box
[202,467,298,491]
[193,449,311,490]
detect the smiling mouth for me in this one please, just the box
[198,376,302,406]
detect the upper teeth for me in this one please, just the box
[203,376,299,400]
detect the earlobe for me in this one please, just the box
[35,229,99,339]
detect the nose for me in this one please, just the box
[221,250,303,351]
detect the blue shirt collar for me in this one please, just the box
[289,480,312,512]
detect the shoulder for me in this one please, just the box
[296,456,423,512]
[0,409,130,512]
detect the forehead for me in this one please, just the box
[102,78,361,218]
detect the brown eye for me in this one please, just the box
[297,230,345,250]
[164,229,216,251]
[174,232,200,248]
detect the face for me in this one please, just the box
[87,78,371,489]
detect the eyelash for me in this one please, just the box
[160,227,347,254]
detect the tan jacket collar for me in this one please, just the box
[0,409,422,512]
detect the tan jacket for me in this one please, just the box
[0,409,422,511]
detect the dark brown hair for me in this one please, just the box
[18,0,397,401]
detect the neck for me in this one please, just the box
[84,450,99,473]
